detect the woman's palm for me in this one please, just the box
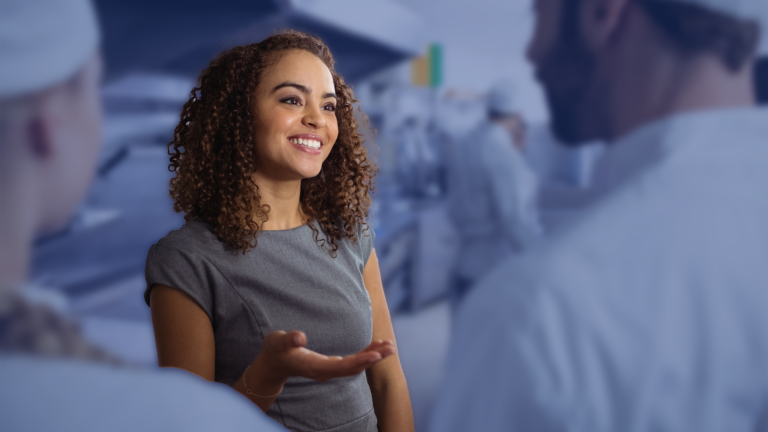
[264,330,395,382]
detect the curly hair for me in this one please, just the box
[167,30,376,254]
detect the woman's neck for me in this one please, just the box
[251,173,305,231]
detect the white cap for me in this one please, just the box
[654,0,768,55]
[0,0,100,98]
[488,81,518,116]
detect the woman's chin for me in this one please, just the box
[294,166,323,180]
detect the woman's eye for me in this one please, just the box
[322,104,336,112]
[281,97,301,105]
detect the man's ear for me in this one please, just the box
[579,0,631,53]
[27,89,64,160]
[28,115,53,159]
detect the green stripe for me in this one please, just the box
[428,44,442,87]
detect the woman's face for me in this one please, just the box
[252,49,339,181]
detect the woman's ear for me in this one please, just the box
[579,0,631,54]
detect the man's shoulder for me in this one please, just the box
[0,355,282,431]
[459,183,671,324]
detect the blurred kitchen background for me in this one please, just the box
[27,1,768,430]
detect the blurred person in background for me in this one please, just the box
[0,0,285,430]
[393,95,441,197]
[145,31,413,432]
[431,0,768,430]
[445,81,542,306]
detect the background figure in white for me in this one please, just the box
[445,81,542,305]
[0,0,283,430]
[395,115,439,197]
[431,0,768,430]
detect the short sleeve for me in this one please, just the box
[357,223,376,267]
[144,241,215,321]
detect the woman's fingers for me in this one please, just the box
[264,331,398,381]
[359,339,396,357]
[310,351,381,380]
[265,330,307,352]
[359,339,386,353]
[287,331,307,348]
[294,349,380,380]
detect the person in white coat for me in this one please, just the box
[431,0,768,430]
[0,0,284,430]
[445,81,542,304]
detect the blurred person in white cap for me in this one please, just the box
[445,80,542,306]
[0,0,284,430]
[431,0,768,430]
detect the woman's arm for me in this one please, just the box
[363,249,415,432]
[150,283,396,414]
[150,284,216,380]
[150,284,286,412]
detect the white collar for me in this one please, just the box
[589,107,768,193]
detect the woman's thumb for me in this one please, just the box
[267,330,306,351]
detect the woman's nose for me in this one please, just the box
[303,106,326,129]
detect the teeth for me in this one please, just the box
[291,138,321,149]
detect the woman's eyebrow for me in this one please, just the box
[272,81,336,100]
[273,81,310,94]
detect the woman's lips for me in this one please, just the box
[288,134,322,155]
[288,133,323,149]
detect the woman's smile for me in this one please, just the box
[288,133,323,154]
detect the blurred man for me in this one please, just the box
[445,81,542,305]
[431,0,768,430]
[0,0,283,430]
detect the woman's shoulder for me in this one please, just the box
[351,221,375,266]
[354,221,374,243]
[152,218,223,256]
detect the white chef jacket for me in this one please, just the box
[0,355,285,432]
[524,124,605,189]
[446,121,542,282]
[430,107,768,432]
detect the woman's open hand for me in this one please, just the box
[256,330,396,382]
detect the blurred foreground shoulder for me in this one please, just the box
[0,355,285,432]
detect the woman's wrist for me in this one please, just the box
[247,351,289,393]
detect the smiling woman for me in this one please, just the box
[144,31,414,432]
[167,31,371,253]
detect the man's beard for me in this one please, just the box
[536,6,604,146]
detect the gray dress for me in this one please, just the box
[144,218,377,432]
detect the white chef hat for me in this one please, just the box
[651,0,768,55]
[488,81,518,116]
[0,0,100,98]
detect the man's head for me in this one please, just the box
[0,0,102,236]
[528,0,764,145]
